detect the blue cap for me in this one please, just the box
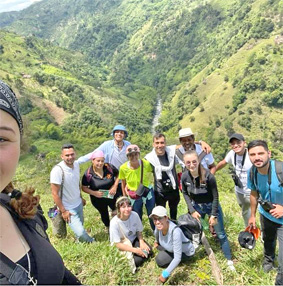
[111,124,128,138]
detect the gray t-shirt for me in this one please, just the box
[154,220,195,274]
[109,212,143,244]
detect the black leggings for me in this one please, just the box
[132,237,153,267]
[155,191,180,220]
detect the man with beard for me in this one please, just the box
[50,144,94,243]
[247,140,283,285]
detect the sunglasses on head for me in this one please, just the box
[127,147,139,153]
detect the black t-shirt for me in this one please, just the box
[153,152,178,193]
[81,163,119,191]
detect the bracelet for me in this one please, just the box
[162,270,170,278]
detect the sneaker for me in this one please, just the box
[263,261,275,273]
[227,260,236,271]
[275,273,283,285]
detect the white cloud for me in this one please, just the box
[0,0,43,13]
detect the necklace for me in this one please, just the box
[19,236,37,285]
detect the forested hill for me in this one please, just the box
[0,0,282,158]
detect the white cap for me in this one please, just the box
[149,206,168,218]
[179,128,194,138]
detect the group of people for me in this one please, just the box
[0,79,282,285]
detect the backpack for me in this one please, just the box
[250,160,283,188]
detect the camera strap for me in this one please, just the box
[234,149,247,172]
[254,162,272,201]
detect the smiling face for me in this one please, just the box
[183,152,199,173]
[61,147,76,167]
[118,201,132,220]
[127,152,140,163]
[179,135,195,151]
[248,146,271,170]
[114,130,125,143]
[0,110,21,191]
[230,139,246,155]
[92,157,105,170]
[153,136,166,156]
[152,215,168,231]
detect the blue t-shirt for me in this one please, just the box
[247,160,283,224]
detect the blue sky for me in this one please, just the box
[0,0,43,13]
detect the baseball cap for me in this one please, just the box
[179,128,194,138]
[149,206,168,218]
[229,133,245,143]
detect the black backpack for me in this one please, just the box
[173,213,203,249]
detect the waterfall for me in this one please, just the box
[151,94,162,134]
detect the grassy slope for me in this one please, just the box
[14,154,276,285]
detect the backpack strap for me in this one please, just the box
[198,151,207,162]
[275,160,283,187]
[175,149,183,162]
[86,167,92,183]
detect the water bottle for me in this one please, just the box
[200,217,209,230]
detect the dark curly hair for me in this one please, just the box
[3,182,40,219]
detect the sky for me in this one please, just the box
[0,0,43,13]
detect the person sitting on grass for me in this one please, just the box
[109,196,152,273]
[150,206,195,284]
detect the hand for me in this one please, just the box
[82,198,86,206]
[200,141,211,154]
[134,247,146,257]
[109,186,117,196]
[270,204,283,219]
[191,211,201,221]
[140,240,150,253]
[94,191,104,198]
[62,210,72,223]
[209,216,217,226]
[248,216,256,229]
[158,275,168,284]
[153,241,159,249]
[124,188,129,196]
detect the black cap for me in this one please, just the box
[238,231,255,250]
[229,133,245,143]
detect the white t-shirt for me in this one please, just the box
[225,149,252,195]
[50,161,82,210]
[178,144,214,170]
[109,212,143,244]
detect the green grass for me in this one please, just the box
[13,157,278,285]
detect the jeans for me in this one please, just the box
[235,192,251,227]
[68,203,94,243]
[193,202,232,260]
[260,214,283,274]
[155,190,180,220]
[132,188,155,230]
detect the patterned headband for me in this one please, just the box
[0,80,23,135]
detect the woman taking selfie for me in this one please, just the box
[82,150,119,229]
[0,80,80,284]
[181,150,235,271]
[109,196,152,273]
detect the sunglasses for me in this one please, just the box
[127,147,139,153]
[152,216,165,222]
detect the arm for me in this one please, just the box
[115,242,146,257]
[137,231,150,253]
[196,141,211,154]
[208,163,216,174]
[51,183,72,223]
[212,159,227,175]
[109,177,120,196]
[121,179,128,196]
[248,190,258,228]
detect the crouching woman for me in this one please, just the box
[109,196,152,273]
[151,206,195,283]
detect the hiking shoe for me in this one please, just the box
[263,261,275,273]
[275,273,283,285]
[227,260,236,271]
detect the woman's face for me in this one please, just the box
[128,152,139,163]
[119,202,132,219]
[0,110,21,191]
[92,157,105,169]
[184,153,199,172]
[152,215,168,230]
